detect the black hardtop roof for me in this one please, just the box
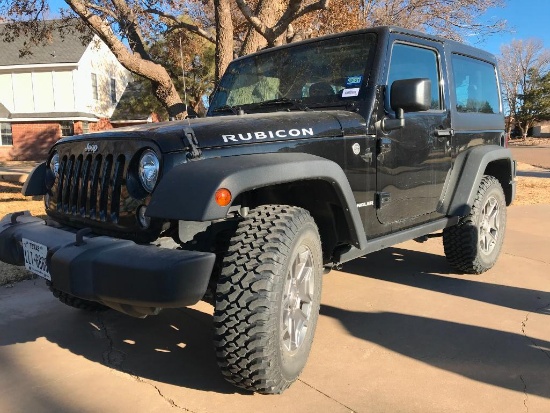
[233,26,497,64]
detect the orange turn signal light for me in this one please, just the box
[215,188,232,206]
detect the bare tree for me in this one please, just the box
[292,0,506,42]
[1,0,508,118]
[499,39,550,138]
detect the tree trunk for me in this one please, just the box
[66,0,187,118]
[214,0,234,81]
[152,81,187,119]
[240,0,285,56]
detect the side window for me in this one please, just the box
[387,43,441,110]
[91,73,98,100]
[110,78,117,104]
[452,54,500,114]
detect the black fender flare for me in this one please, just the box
[146,153,367,249]
[439,145,516,217]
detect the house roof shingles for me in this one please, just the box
[0,21,89,66]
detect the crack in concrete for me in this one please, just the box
[503,252,550,266]
[94,314,195,412]
[519,302,550,413]
[522,304,550,362]
[298,378,357,412]
[129,374,196,412]
[519,375,529,413]
[95,314,125,368]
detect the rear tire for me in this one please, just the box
[443,175,507,274]
[214,205,323,394]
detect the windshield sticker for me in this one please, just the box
[342,88,360,97]
[346,76,363,86]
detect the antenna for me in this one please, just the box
[179,36,191,126]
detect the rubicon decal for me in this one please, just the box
[222,128,314,143]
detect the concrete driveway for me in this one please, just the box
[1,204,550,413]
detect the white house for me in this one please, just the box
[0,21,132,160]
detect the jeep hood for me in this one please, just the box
[56,111,366,153]
[187,111,366,149]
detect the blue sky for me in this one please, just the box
[45,0,548,57]
[475,0,550,55]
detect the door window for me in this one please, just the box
[387,43,442,110]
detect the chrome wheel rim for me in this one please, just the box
[281,245,315,353]
[479,195,500,255]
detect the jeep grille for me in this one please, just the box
[55,153,125,222]
[46,139,159,241]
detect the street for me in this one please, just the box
[511,146,550,170]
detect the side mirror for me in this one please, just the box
[380,78,431,132]
[390,78,432,113]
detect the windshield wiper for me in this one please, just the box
[211,105,245,115]
[308,101,358,111]
[255,98,310,111]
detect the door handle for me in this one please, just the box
[435,129,453,137]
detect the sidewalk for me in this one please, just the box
[0,162,37,184]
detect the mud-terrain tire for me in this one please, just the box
[48,283,109,312]
[443,175,507,274]
[214,205,323,394]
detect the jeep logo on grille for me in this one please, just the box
[84,143,98,153]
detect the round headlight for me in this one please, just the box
[49,152,60,176]
[138,150,160,192]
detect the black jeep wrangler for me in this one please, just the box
[0,26,515,394]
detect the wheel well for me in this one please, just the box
[484,158,514,205]
[234,180,352,263]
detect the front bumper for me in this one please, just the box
[0,212,215,314]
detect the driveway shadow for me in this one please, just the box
[325,247,550,398]
[321,305,550,398]
[342,247,550,314]
[517,170,550,178]
[0,288,243,395]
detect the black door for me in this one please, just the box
[376,38,452,227]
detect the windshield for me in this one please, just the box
[209,33,377,114]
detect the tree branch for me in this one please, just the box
[82,1,118,19]
[233,0,270,39]
[272,0,329,40]
[144,8,216,43]
[110,0,149,59]
[236,0,329,46]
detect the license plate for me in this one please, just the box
[22,238,51,280]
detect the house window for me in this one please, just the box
[110,78,117,103]
[91,73,98,100]
[0,123,13,146]
[82,121,90,134]
[60,121,74,137]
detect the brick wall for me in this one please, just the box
[0,119,114,161]
[0,123,60,161]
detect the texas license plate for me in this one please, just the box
[22,238,51,280]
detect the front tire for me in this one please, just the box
[214,205,323,394]
[48,282,109,312]
[443,175,507,274]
